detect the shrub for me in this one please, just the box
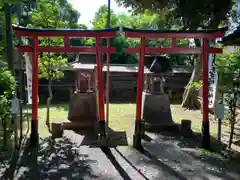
[0,67,16,120]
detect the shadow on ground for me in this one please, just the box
[0,141,15,176]
[0,136,103,180]
[2,128,240,180]
[142,131,240,180]
[225,125,240,147]
[75,127,128,148]
[101,147,133,180]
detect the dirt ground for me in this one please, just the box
[0,103,240,180]
[171,105,240,152]
[0,130,240,180]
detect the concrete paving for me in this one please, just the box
[143,132,240,180]
[1,130,240,180]
[0,130,179,180]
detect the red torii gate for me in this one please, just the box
[13,25,118,146]
[13,25,227,149]
[123,27,227,149]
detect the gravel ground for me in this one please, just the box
[1,130,240,180]
[143,132,240,180]
[0,130,181,180]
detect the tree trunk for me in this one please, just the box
[46,79,53,130]
[180,9,226,110]
[181,39,202,110]
[228,122,234,150]
[228,111,236,161]
[2,116,7,149]
[228,87,239,149]
[181,60,202,109]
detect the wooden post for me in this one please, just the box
[134,37,146,149]
[30,35,39,146]
[202,38,210,149]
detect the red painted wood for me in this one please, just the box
[16,46,116,54]
[64,36,70,48]
[125,31,225,38]
[32,36,38,121]
[96,37,105,121]
[172,38,177,48]
[202,38,209,123]
[135,38,146,121]
[126,47,222,54]
[14,30,116,38]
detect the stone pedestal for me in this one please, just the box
[142,92,176,132]
[181,119,192,136]
[68,92,97,129]
[52,122,63,138]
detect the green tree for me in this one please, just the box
[91,5,137,64]
[0,65,16,147]
[38,52,67,127]
[26,0,74,127]
[119,10,166,28]
[0,0,82,129]
[57,0,81,28]
[28,0,66,28]
[117,0,234,109]
[0,4,6,56]
[91,6,188,64]
[216,47,240,151]
[117,10,191,65]
[0,0,31,3]
[0,2,22,69]
[91,4,118,29]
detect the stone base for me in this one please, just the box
[144,122,180,133]
[67,92,97,131]
[142,92,175,132]
[62,121,94,130]
[68,92,97,123]
[181,119,192,136]
[52,122,63,138]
